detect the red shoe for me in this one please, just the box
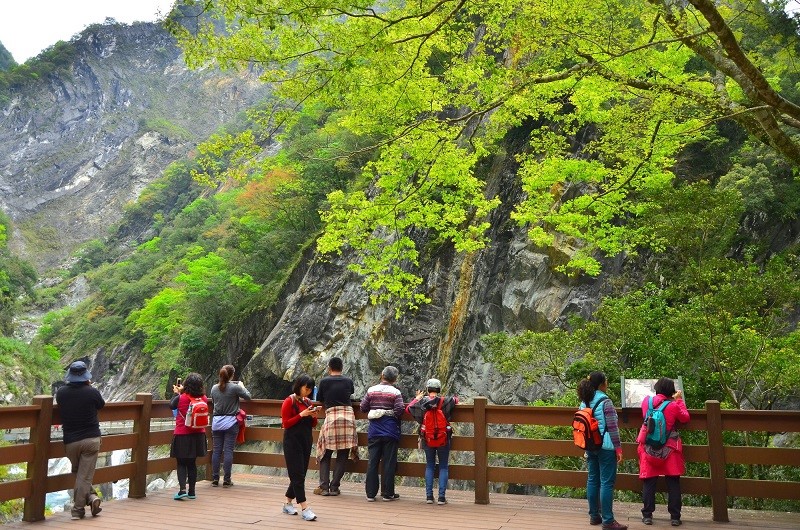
[602,521,628,530]
[590,515,602,525]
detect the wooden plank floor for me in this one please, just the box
[8,474,800,529]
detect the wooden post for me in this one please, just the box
[705,400,729,522]
[204,425,213,481]
[24,396,53,522]
[129,393,153,499]
[473,396,489,504]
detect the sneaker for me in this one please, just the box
[211,480,219,487]
[437,496,447,505]
[90,496,102,516]
[602,521,628,530]
[222,480,233,487]
[314,487,325,495]
[590,515,602,525]
[642,517,653,525]
[187,493,196,500]
[366,496,376,502]
[173,491,188,500]
[301,508,317,521]
[426,496,434,504]
[282,503,298,515]
[671,520,682,527]
[329,488,341,496]
[70,509,85,520]
[382,493,399,501]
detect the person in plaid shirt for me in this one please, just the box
[314,357,358,496]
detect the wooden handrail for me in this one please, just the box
[1,397,798,523]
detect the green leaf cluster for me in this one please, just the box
[167,0,800,305]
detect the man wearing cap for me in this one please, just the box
[55,361,106,520]
[406,377,458,505]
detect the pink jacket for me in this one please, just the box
[636,394,690,478]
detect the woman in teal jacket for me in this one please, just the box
[578,371,627,530]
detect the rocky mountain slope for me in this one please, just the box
[1,20,609,405]
[0,20,269,272]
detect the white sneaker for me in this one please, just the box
[301,507,317,521]
[282,503,298,515]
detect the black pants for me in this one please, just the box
[641,475,682,520]
[283,432,312,504]
[366,436,398,499]
[176,457,197,495]
[319,448,349,490]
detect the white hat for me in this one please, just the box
[425,378,441,391]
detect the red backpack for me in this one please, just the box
[421,399,451,447]
[183,396,209,429]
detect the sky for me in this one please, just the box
[0,0,176,64]
[0,1,799,64]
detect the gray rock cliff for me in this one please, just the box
[0,21,268,272]
[239,131,616,404]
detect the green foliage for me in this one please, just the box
[484,183,800,410]
[36,104,347,377]
[0,213,38,335]
[141,117,192,141]
[167,0,800,305]
[0,42,15,71]
[0,336,60,395]
[0,40,77,103]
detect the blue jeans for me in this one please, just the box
[586,449,618,524]
[424,442,450,498]
[212,423,239,481]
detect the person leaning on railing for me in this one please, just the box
[55,361,105,520]
[406,378,458,505]
[210,364,251,487]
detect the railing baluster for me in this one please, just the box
[705,400,729,522]
[129,393,153,499]
[473,396,489,504]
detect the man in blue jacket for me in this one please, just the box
[360,366,405,502]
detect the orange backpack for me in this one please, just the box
[572,398,608,450]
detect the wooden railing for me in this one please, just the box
[1,395,799,523]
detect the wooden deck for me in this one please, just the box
[7,474,800,529]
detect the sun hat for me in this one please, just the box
[65,361,92,383]
[425,378,442,391]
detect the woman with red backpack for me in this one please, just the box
[406,378,458,505]
[169,372,208,501]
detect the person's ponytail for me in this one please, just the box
[577,371,606,405]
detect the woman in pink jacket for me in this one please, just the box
[637,377,690,527]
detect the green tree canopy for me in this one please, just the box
[169,0,800,306]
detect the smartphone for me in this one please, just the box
[176,377,182,386]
